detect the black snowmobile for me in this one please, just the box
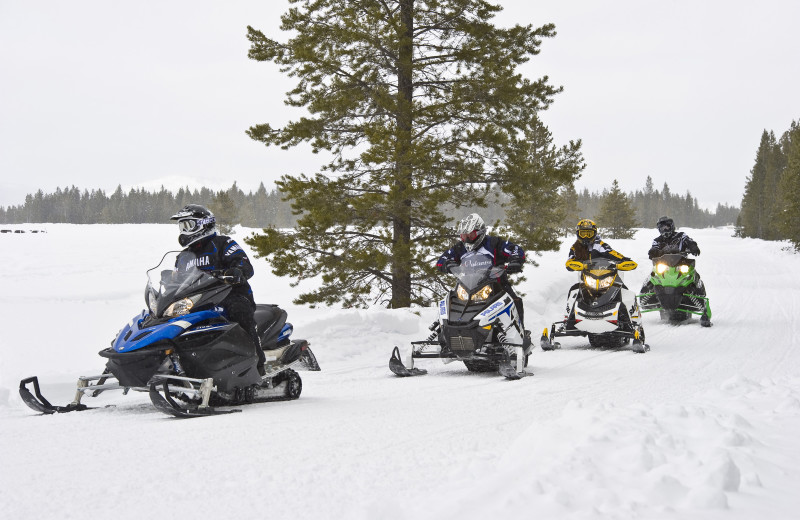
[19,251,320,418]
[390,251,532,380]
[541,258,650,353]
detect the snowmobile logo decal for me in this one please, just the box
[461,254,492,269]
[439,300,447,316]
[182,256,211,269]
[225,243,242,256]
[481,300,507,317]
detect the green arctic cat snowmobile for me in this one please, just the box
[638,252,712,327]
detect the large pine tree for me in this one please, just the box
[244,0,573,307]
[501,121,584,262]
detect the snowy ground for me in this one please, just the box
[1,224,799,520]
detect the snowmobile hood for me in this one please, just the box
[111,309,225,353]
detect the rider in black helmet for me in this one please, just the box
[170,204,267,374]
[641,216,710,326]
[648,216,701,258]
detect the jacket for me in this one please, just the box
[648,232,700,259]
[436,235,524,273]
[567,238,630,269]
[175,234,255,300]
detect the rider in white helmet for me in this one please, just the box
[436,213,527,328]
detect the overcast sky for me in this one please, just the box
[1,1,798,212]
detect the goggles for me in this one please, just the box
[460,230,479,243]
[577,229,596,239]
[178,219,199,232]
[178,217,214,233]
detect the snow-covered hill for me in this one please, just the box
[1,224,799,519]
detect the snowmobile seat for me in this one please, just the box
[254,304,288,349]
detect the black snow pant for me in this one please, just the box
[221,292,265,368]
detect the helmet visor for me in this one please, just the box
[577,229,596,240]
[657,221,673,234]
[460,230,479,243]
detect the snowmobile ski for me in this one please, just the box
[19,376,94,414]
[148,369,305,418]
[389,347,427,377]
[148,380,241,418]
[497,348,533,380]
[540,327,561,351]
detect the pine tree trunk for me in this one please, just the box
[390,0,414,308]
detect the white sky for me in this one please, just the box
[1,1,798,211]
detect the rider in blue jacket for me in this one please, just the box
[171,204,266,374]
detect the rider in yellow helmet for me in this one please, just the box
[567,219,632,267]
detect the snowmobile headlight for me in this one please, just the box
[583,275,598,290]
[656,263,669,274]
[679,265,690,274]
[456,285,469,301]
[599,275,615,289]
[164,295,200,317]
[471,285,493,302]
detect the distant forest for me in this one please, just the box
[0,177,738,230]
[573,176,740,230]
[736,119,800,250]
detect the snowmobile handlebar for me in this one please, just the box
[566,259,637,272]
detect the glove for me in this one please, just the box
[222,268,244,285]
[443,259,460,274]
[506,261,523,274]
[689,245,701,256]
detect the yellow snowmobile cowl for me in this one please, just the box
[589,268,613,277]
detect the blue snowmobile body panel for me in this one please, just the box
[112,309,226,353]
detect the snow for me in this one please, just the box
[1,224,800,519]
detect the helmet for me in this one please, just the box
[656,216,675,238]
[576,219,597,244]
[170,204,216,247]
[456,213,487,252]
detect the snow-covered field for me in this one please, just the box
[1,224,799,520]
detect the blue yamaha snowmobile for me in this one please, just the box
[19,251,320,418]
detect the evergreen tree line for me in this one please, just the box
[569,175,740,233]
[0,175,739,236]
[737,120,800,250]
[0,182,299,229]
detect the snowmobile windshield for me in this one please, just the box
[451,252,505,291]
[581,258,620,293]
[583,257,618,274]
[145,251,224,316]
